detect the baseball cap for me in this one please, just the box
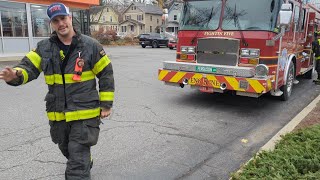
[47,3,70,20]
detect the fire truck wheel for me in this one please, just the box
[304,69,313,79]
[141,45,146,48]
[280,61,294,101]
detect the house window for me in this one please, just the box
[131,6,133,10]
[122,26,127,32]
[142,15,144,20]
[110,16,112,22]
[134,6,136,10]
[140,25,143,30]
[150,15,152,21]
[107,8,109,12]
[174,15,177,20]
[157,19,159,24]
[131,25,134,32]
[150,26,152,32]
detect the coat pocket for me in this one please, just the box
[72,90,99,109]
[44,93,56,111]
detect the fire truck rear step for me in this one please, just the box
[236,91,262,98]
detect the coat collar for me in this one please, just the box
[49,29,82,44]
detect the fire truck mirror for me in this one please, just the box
[279,4,292,26]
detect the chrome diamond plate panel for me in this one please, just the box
[163,61,255,78]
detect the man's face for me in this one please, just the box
[50,15,73,37]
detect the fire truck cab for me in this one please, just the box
[158,0,320,101]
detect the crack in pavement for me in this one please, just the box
[30,173,65,180]
[0,162,27,172]
[108,119,179,131]
[0,135,50,152]
[174,150,220,180]
[0,124,47,138]
[153,127,218,146]
[173,132,253,179]
[33,159,65,165]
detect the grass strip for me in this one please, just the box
[232,124,320,179]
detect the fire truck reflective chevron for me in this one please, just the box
[158,69,273,94]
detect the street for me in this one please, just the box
[0,46,320,180]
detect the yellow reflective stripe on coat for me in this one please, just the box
[26,51,42,72]
[44,71,95,85]
[47,108,100,122]
[13,67,28,84]
[92,55,111,75]
[65,108,100,122]
[47,112,66,121]
[100,91,114,101]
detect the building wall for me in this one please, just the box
[0,0,94,56]
[144,14,162,33]
[167,6,182,24]
[120,21,141,36]
[99,7,119,24]
[123,4,144,23]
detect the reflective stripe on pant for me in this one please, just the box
[49,117,100,180]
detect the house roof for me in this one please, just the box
[90,6,104,15]
[119,18,144,25]
[168,2,183,13]
[123,2,163,15]
[90,5,121,15]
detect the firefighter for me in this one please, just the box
[0,3,114,179]
[313,31,320,84]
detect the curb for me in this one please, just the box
[230,93,320,179]
[0,56,23,62]
[260,93,320,151]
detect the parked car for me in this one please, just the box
[139,33,169,48]
[168,38,177,50]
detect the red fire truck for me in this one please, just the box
[158,0,320,100]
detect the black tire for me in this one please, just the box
[169,47,173,50]
[280,61,294,101]
[141,45,146,48]
[152,41,158,48]
[304,68,313,79]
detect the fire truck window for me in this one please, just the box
[300,9,306,32]
[222,0,282,31]
[294,5,300,32]
[180,0,222,30]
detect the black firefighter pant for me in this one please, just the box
[49,117,100,180]
[316,59,320,79]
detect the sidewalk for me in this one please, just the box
[260,93,320,152]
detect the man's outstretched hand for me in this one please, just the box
[0,67,19,82]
